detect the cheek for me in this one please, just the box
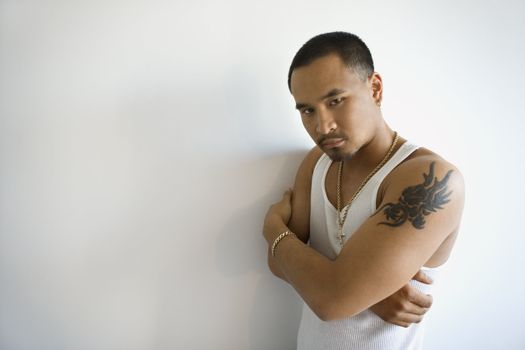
[336,103,362,127]
[333,109,351,128]
[301,118,318,139]
[301,117,314,131]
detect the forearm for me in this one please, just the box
[271,225,336,320]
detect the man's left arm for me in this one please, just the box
[263,157,465,321]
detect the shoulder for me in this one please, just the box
[379,148,465,230]
[391,147,464,190]
[288,146,325,242]
[295,145,325,182]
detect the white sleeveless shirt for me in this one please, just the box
[297,141,446,350]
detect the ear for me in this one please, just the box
[369,72,383,105]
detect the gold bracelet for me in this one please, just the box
[271,230,295,257]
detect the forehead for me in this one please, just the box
[290,53,366,101]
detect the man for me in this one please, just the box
[263,32,465,349]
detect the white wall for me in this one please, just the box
[1,0,524,349]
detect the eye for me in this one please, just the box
[329,97,345,106]
[301,108,314,116]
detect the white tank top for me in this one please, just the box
[297,141,446,350]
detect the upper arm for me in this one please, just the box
[326,156,465,320]
[288,146,323,244]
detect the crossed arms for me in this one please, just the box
[264,147,465,322]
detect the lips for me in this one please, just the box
[321,138,345,149]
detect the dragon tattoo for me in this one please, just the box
[377,161,453,229]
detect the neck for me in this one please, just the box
[343,123,403,172]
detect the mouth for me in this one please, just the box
[321,138,345,149]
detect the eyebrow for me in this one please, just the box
[295,88,347,110]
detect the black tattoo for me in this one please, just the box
[376,161,453,229]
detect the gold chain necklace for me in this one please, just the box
[336,131,399,246]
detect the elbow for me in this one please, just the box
[267,259,277,276]
[312,306,334,322]
[267,252,285,279]
[311,287,358,322]
[314,300,353,322]
[268,260,280,277]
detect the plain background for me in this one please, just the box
[1,0,524,349]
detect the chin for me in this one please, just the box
[325,148,354,162]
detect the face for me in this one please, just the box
[290,53,382,161]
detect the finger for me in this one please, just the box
[412,270,433,284]
[405,286,433,308]
[401,301,429,316]
[394,313,424,325]
[393,321,410,328]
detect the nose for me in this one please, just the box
[316,108,337,135]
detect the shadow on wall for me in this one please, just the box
[214,149,309,350]
[111,64,311,348]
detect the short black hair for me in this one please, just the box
[287,31,375,92]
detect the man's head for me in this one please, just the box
[287,32,374,92]
[288,32,384,162]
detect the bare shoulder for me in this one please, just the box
[378,146,465,232]
[401,144,460,169]
[293,144,325,200]
[393,147,464,188]
[288,145,324,243]
[298,145,324,175]
[381,145,464,196]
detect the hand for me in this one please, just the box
[263,189,293,244]
[369,270,434,328]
